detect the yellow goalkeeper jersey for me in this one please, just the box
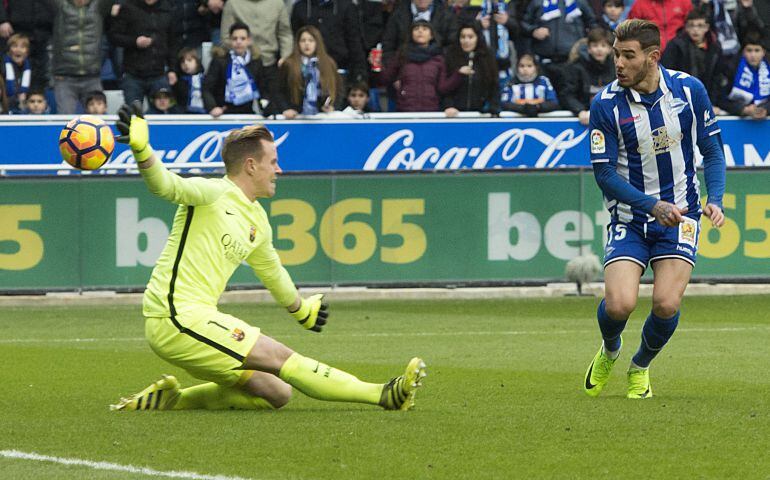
[139,161,297,318]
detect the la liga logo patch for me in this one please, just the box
[590,129,605,154]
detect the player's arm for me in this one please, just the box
[246,232,329,333]
[115,102,225,206]
[692,79,726,228]
[588,98,669,220]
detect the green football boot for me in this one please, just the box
[583,340,621,397]
[627,367,653,399]
[379,357,427,411]
[110,374,181,411]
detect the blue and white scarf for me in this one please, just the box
[602,13,619,31]
[4,55,31,98]
[183,73,206,113]
[225,50,259,107]
[729,57,770,106]
[480,0,510,60]
[411,2,433,22]
[540,0,581,22]
[713,0,739,56]
[301,56,321,115]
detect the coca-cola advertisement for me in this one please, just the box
[0,116,768,175]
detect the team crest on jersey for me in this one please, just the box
[590,129,605,154]
[667,97,689,115]
[231,328,245,342]
[678,217,698,247]
[249,226,256,242]
[641,126,684,155]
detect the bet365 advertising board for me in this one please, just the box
[0,170,768,291]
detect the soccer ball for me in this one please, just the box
[59,115,115,170]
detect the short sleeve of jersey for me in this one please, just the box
[588,94,618,164]
[690,78,720,141]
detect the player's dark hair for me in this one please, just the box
[587,27,613,46]
[221,125,274,174]
[614,19,661,50]
[229,21,250,37]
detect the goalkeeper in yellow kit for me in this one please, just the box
[110,103,426,412]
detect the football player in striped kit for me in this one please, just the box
[583,20,726,399]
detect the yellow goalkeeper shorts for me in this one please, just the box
[145,309,260,387]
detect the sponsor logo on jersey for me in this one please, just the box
[249,225,256,243]
[619,115,641,125]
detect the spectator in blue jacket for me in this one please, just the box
[501,53,559,116]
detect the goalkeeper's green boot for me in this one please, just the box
[583,341,620,397]
[627,367,653,399]
[110,375,181,411]
[379,357,427,411]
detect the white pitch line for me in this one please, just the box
[0,450,252,480]
[0,326,767,344]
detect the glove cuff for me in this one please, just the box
[132,144,154,163]
[290,298,310,322]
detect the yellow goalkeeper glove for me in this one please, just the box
[116,101,153,163]
[290,294,329,333]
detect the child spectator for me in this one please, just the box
[172,47,207,114]
[1,33,31,113]
[661,8,723,106]
[278,25,343,118]
[599,0,624,31]
[379,20,462,112]
[147,85,184,114]
[443,23,500,116]
[84,90,108,115]
[23,89,48,114]
[500,53,559,116]
[203,22,278,117]
[342,82,371,115]
[722,31,770,120]
[562,27,614,125]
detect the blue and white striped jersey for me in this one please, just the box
[501,76,558,104]
[589,67,720,223]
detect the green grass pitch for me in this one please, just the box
[1,296,768,479]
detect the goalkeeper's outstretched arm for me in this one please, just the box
[115,102,224,205]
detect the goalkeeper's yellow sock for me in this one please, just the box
[278,353,382,404]
[172,383,273,410]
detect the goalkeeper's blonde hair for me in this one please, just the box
[221,125,274,174]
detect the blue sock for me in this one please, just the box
[632,311,680,368]
[597,299,626,352]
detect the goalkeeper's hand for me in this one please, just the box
[289,294,329,333]
[116,101,153,163]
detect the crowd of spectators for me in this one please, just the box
[0,0,769,120]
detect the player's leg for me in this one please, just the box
[584,260,643,396]
[627,258,692,398]
[584,220,648,397]
[173,371,291,410]
[245,335,426,410]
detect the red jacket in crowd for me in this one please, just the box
[627,0,693,51]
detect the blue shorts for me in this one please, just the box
[603,214,701,270]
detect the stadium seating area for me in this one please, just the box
[0,0,769,120]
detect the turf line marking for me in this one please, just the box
[0,450,252,480]
[0,326,766,344]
